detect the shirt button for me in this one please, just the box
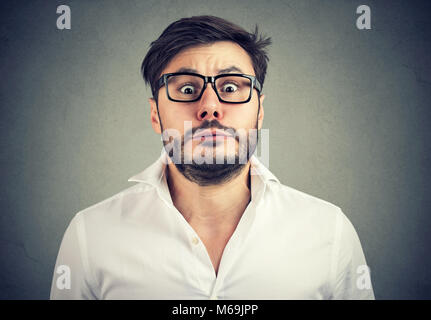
[192,237,199,245]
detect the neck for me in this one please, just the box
[166,161,251,232]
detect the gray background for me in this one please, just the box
[1,0,430,299]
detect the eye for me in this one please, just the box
[179,84,196,95]
[221,83,238,93]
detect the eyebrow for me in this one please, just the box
[174,65,244,75]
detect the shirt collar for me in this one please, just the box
[127,149,280,187]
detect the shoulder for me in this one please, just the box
[261,182,355,240]
[61,181,161,265]
[276,183,363,244]
[71,182,158,229]
[269,182,343,219]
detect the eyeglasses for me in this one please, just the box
[155,72,262,104]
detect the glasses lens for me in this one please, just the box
[215,75,252,102]
[167,75,204,101]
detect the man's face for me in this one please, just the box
[149,41,265,185]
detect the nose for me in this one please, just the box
[196,82,224,121]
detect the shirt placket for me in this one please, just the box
[158,174,216,295]
[157,164,267,299]
[207,176,266,300]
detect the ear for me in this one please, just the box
[257,94,265,130]
[149,98,162,134]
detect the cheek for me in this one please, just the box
[159,104,194,129]
[224,106,258,129]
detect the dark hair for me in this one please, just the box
[141,15,272,102]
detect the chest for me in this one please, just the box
[94,225,333,299]
[198,232,233,276]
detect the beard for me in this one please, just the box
[162,118,259,187]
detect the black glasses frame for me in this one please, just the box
[155,72,262,104]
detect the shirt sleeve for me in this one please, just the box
[50,212,98,299]
[330,209,375,300]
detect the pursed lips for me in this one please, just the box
[192,129,232,141]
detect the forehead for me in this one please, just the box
[161,41,255,76]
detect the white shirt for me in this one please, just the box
[50,151,375,300]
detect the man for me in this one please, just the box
[50,15,375,299]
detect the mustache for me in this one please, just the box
[183,120,239,143]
